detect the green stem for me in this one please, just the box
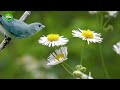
[54,46,57,50]
[103,17,112,29]
[80,41,86,65]
[99,44,110,79]
[100,14,104,30]
[64,62,74,71]
[96,13,100,29]
[97,12,110,79]
[62,64,73,76]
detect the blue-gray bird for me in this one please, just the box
[0,15,45,39]
[0,14,45,51]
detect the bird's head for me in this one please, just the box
[28,22,45,35]
[34,23,45,31]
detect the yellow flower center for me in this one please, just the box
[47,34,60,41]
[81,30,94,39]
[55,54,64,61]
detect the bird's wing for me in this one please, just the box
[11,19,29,37]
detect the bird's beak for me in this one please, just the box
[42,25,45,28]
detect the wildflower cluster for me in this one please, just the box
[37,11,119,79]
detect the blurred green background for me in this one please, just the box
[0,11,120,79]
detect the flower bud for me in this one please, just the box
[80,67,86,72]
[104,25,114,32]
[73,70,82,78]
[75,65,86,72]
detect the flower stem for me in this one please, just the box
[103,17,112,29]
[96,13,100,29]
[97,13,110,79]
[64,62,74,71]
[99,44,110,79]
[54,46,57,50]
[62,64,73,76]
[100,14,104,30]
[80,41,86,65]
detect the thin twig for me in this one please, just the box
[0,11,31,51]
[19,11,31,21]
[0,36,11,51]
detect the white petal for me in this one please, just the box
[47,46,68,66]
[72,29,103,44]
[113,43,120,55]
[38,35,69,47]
[108,11,118,17]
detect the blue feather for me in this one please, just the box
[0,16,45,39]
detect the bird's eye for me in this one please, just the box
[38,25,41,27]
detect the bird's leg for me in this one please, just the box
[0,35,11,51]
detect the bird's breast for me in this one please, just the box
[0,24,5,34]
[0,24,16,38]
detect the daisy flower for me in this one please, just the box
[107,11,118,17]
[88,11,118,17]
[47,46,68,66]
[38,34,69,47]
[113,41,120,55]
[88,11,98,14]
[72,28,103,44]
[81,72,93,79]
